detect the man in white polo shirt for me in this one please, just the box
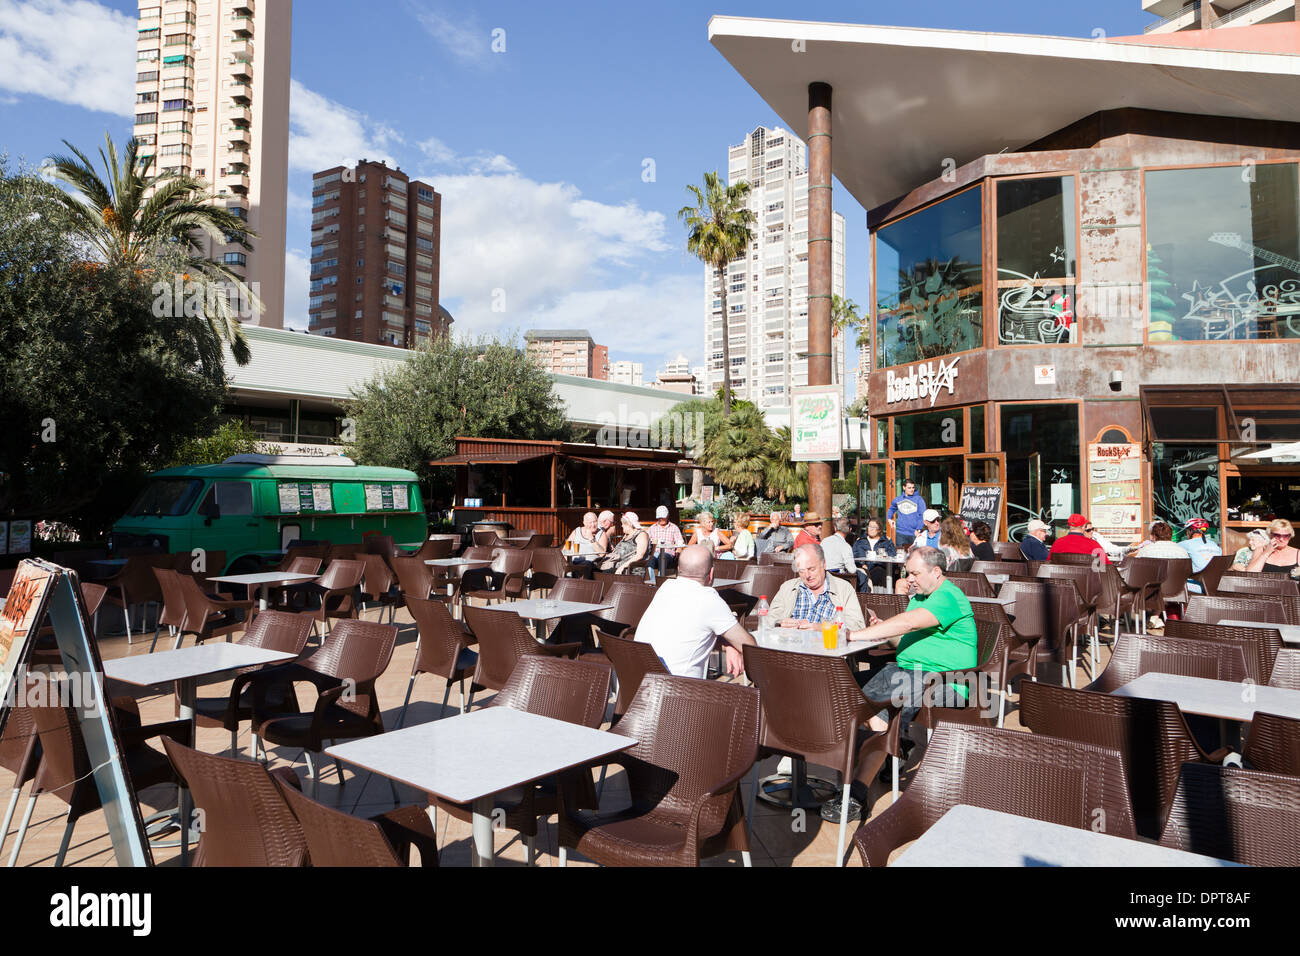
[635,544,755,678]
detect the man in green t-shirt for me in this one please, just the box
[821,547,978,824]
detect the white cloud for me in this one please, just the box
[406,2,491,65]
[282,249,310,331]
[418,136,516,175]
[431,169,694,363]
[288,80,402,172]
[0,0,134,115]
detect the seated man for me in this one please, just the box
[645,505,685,574]
[768,543,866,631]
[826,546,978,822]
[1020,519,1051,561]
[634,544,754,678]
[793,512,824,551]
[821,518,856,573]
[1048,513,1109,564]
[754,511,795,557]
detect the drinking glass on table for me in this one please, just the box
[821,620,839,650]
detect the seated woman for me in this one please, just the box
[565,511,607,579]
[689,511,732,558]
[1244,519,1300,578]
[598,512,651,574]
[853,517,897,593]
[718,511,755,561]
[939,516,974,572]
[967,521,996,562]
[1233,528,1269,571]
[1132,521,1188,560]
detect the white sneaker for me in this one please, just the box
[1148,615,1164,629]
[776,756,793,775]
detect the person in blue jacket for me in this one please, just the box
[886,479,927,550]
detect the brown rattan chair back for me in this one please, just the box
[153,567,189,633]
[473,529,503,548]
[1216,572,1299,599]
[492,655,612,729]
[996,580,1051,647]
[944,571,993,598]
[1197,554,1237,596]
[549,577,604,605]
[1118,557,1165,617]
[852,723,1136,866]
[1084,632,1250,693]
[407,596,472,679]
[1269,648,1300,690]
[463,606,554,693]
[162,737,307,866]
[1018,680,1213,838]
[1185,593,1287,626]
[599,631,668,723]
[1036,563,1101,607]
[1158,763,1300,865]
[275,777,431,866]
[239,609,313,658]
[409,537,455,562]
[1242,711,1300,776]
[1048,552,1100,567]
[858,592,909,621]
[282,556,322,576]
[993,542,1026,562]
[391,556,434,602]
[741,567,793,602]
[363,534,398,561]
[592,580,654,636]
[758,551,795,567]
[1155,556,1193,609]
[528,548,566,592]
[1162,619,1281,685]
[316,558,366,593]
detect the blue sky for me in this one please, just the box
[0,0,1149,383]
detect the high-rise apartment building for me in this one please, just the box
[307,161,446,348]
[525,330,610,378]
[609,361,643,386]
[134,0,291,327]
[703,126,846,411]
[1143,0,1297,33]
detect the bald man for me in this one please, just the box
[635,544,755,678]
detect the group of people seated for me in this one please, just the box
[633,540,977,823]
[564,510,653,575]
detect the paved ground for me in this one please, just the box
[0,599,1105,868]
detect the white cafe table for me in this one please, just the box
[1218,619,1300,646]
[327,708,635,866]
[710,578,746,589]
[104,642,297,865]
[856,553,907,590]
[756,628,875,659]
[206,571,319,611]
[499,599,612,640]
[1112,672,1300,723]
[970,594,1017,608]
[892,805,1240,867]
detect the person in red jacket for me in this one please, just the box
[1049,513,1109,564]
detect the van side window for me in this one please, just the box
[199,481,254,516]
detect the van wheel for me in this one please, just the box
[227,556,261,576]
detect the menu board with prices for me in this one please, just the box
[1087,443,1143,543]
[365,483,412,512]
[278,482,334,514]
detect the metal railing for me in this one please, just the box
[1217,0,1290,26]
[1144,0,1200,31]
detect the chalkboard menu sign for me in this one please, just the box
[958,483,1003,541]
[278,482,334,514]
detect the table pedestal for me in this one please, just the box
[472,796,494,867]
[756,757,838,810]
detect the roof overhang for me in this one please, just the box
[708,17,1300,210]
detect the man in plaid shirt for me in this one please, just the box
[768,543,866,630]
[646,505,685,573]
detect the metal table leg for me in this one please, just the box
[471,796,494,867]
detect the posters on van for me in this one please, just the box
[312,483,332,511]
[364,483,409,512]
[392,484,409,511]
[277,482,336,514]
[6,520,31,554]
[365,484,385,511]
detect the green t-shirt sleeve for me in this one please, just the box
[897,581,977,673]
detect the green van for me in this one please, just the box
[109,455,426,574]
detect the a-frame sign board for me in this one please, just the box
[0,559,153,866]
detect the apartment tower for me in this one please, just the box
[134,0,291,327]
[525,330,609,379]
[704,126,846,411]
[1143,0,1298,33]
[308,161,446,348]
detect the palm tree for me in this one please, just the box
[47,133,257,364]
[764,425,808,503]
[679,172,756,418]
[703,404,770,495]
[830,294,861,386]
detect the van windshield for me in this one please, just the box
[126,479,204,517]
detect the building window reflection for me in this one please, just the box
[995,176,1077,346]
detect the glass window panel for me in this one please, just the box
[1147,406,1221,442]
[1152,443,1220,531]
[996,176,1077,345]
[1000,404,1080,537]
[969,404,986,455]
[893,409,964,452]
[1146,163,1300,342]
[875,187,983,369]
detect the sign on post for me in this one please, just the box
[958,483,1004,542]
[791,386,843,462]
[1088,442,1143,544]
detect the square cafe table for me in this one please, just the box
[1218,618,1300,646]
[425,557,495,616]
[1112,672,1300,723]
[892,805,1240,867]
[327,708,635,866]
[856,552,907,590]
[104,642,297,865]
[499,598,612,640]
[206,571,319,611]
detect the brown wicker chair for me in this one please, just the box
[100,553,171,644]
[403,537,454,562]
[285,558,365,638]
[276,776,440,867]
[969,602,1029,727]
[557,673,760,867]
[970,560,1029,578]
[1269,648,1300,690]
[1116,557,1165,632]
[1158,763,1300,865]
[1184,593,1287,627]
[1162,619,1282,685]
[190,610,314,755]
[1196,554,1237,596]
[742,644,891,865]
[943,571,993,598]
[1154,556,1194,616]
[462,606,581,709]
[362,534,398,565]
[909,618,1005,738]
[527,548,567,595]
[461,548,531,605]
[858,592,909,621]
[161,737,308,866]
[1216,572,1299,600]
[171,570,254,649]
[993,541,1027,562]
[1048,552,1102,567]
[390,555,434,604]
[1084,632,1250,693]
[0,687,41,863]
[249,618,397,797]
[399,596,478,726]
[598,631,669,726]
[150,566,191,652]
[996,579,1052,683]
[852,723,1137,867]
[539,577,604,644]
[9,685,191,867]
[1019,680,1226,838]
[590,579,654,639]
[431,656,613,864]
[1240,711,1300,776]
[1037,563,1103,672]
[355,553,402,623]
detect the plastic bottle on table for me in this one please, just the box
[755,595,770,642]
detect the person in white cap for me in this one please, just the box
[646,505,685,574]
[1020,518,1051,561]
[911,509,943,550]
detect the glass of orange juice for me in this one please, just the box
[821,620,839,650]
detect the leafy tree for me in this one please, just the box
[831,294,864,376]
[764,426,808,503]
[704,405,772,495]
[0,162,227,538]
[679,172,756,418]
[166,420,278,467]
[48,133,257,364]
[344,334,569,504]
